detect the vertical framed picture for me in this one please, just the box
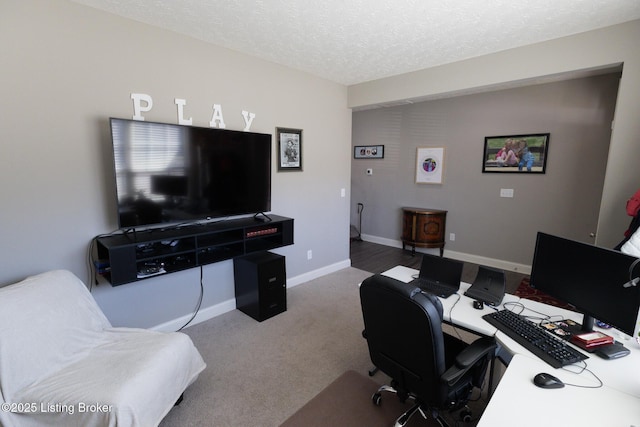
[277,127,302,172]
[482,133,550,173]
[416,147,445,184]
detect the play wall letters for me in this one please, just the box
[131,93,256,131]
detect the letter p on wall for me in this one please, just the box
[131,93,153,121]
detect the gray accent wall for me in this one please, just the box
[349,20,640,252]
[351,73,620,267]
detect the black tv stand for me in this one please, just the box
[253,212,272,222]
[95,215,293,286]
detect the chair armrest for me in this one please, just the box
[441,337,496,386]
[454,337,496,368]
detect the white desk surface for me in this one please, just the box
[379,266,640,425]
[477,354,640,427]
[513,298,640,398]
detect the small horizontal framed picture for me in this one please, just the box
[482,133,550,173]
[354,145,384,159]
[277,127,302,172]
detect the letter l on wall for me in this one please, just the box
[175,98,193,125]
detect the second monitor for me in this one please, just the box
[530,232,640,338]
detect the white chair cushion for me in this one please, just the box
[0,270,206,427]
[0,270,111,396]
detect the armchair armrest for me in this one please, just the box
[441,337,496,386]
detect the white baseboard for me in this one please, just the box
[286,259,352,288]
[151,298,237,332]
[446,250,531,275]
[361,234,403,248]
[152,258,352,332]
[360,233,531,275]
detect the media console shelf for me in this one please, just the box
[96,215,294,286]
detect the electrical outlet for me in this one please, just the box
[500,188,514,198]
[307,250,312,260]
[449,233,456,241]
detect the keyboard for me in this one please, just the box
[483,309,588,368]
[410,278,457,298]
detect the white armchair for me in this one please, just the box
[0,270,206,427]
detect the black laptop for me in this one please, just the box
[464,265,506,305]
[410,254,463,298]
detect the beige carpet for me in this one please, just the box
[159,267,492,426]
[159,267,376,426]
[280,370,447,427]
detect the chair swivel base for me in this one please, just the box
[371,384,450,427]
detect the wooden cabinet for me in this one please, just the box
[401,207,447,256]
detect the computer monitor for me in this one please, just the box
[530,232,640,337]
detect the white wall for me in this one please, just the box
[348,20,640,248]
[0,0,352,328]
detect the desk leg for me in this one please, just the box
[488,345,510,398]
[488,356,496,398]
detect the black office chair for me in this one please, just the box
[360,274,496,427]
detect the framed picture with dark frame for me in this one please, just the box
[276,127,302,172]
[354,145,385,159]
[482,133,550,174]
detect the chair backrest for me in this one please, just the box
[360,274,447,404]
[0,270,111,398]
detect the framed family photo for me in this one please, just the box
[482,133,550,174]
[354,145,385,159]
[416,147,445,184]
[276,127,302,172]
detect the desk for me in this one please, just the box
[477,354,640,426]
[380,266,640,426]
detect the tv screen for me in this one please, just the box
[109,118,272,229]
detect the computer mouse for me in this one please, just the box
[533,373,565,389]
[472,300,484,310]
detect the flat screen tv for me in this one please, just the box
[109,118,272,229]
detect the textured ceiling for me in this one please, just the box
[72,0,640,85]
